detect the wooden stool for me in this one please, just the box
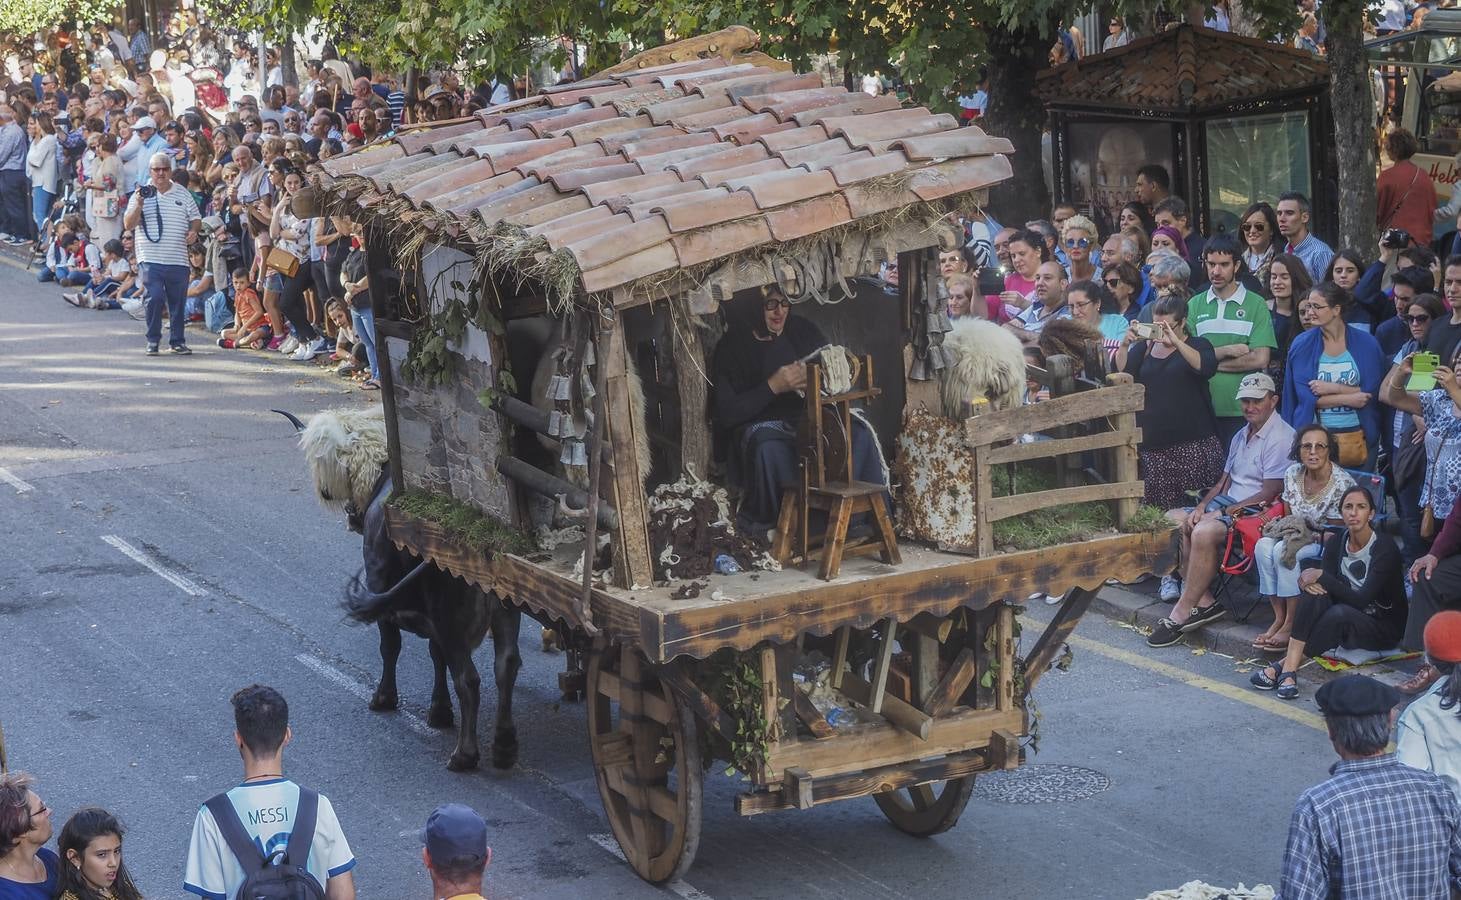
[771,354,901,580]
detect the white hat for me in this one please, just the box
[133,115,157,130]
[1235,372,1277,400]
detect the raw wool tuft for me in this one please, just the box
[938,318,1027,417]
[1140,882,1273,900]
[646,467,780,581]
[535,523,585,551]
[297,406,389,513]
[817,345,854,395]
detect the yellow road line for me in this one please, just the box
[1038,622,1327,733]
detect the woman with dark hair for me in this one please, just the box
[56,808,144,900]
[1267,253,1313,365]
[1118,201,1155,237]
[1397,610,1461,800]
[1324,249,1377,327]
[1239,202,1281,291]
[999,229,1046,309]
[1249,423,1357,650]
[1385,292,1447,563]
[1066,279,1127,343]
[1118,293,1222,511]
[269,168,326,360]
[1282,282,1387,469]
[1377,127,1437,248]
[1250,485,1405,699]
[1103,261,1144,320]
[0,772,59,898]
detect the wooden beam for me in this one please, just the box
[964,383,1144,447]
[784,767,814,810]
[985,480,1145,522]
[1111,409,1141,527]
[376,335,407,493]
[868,616,897,715]
[987,427,1143,466]
[989,729,1021,770]
[660,661,737,742]
[791,689,836,740]
[995,604,1015,712]
[1024,586,1099,694]
[761,646,782,744]
[831,626,851,690]
[922,647,977,718]
[971,444,993,556]
[673,307,712,479]
[901,613,954,644]
[911,632,939,711]
[737,748,996,815]
[602,314,656,589]
[840,672,932,740]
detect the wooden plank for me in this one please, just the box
[971,444,993,556]
[986,480,1146,522]
[791,688,836,740]
[672,308,712,479]
[901,344,941,418]
[596,667,675,725]
[989,729,1021,770]
[784,767,814,810]
[376,333,407,493]
[660,661,737,742]
[963,383,1144,447]
[868,617,897,715]
[596,730,634,768]
[1112,410,1141,527]
[830,626,851,690]
[995,604,1015,712]
[603,316,656,589]
[922,647,977,717]
[760,646,782,744]
[840,672,932,740]
[737,749,994,816]
[987,427,1143,466]
[911,632,939,710]
[1024,586,1100,693]
[618,647,653,872]
[764,706,1024,781]
[902,613,954,644]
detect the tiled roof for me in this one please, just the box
[1034,24,1328,113]
[321,51,1013,298]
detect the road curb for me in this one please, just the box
[1089,583,1269,663]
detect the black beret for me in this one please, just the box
[1315,675,1401,717]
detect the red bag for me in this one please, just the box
[1222,501,1287,575]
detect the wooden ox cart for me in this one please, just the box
[318,28,1175,884]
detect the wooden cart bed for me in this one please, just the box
[385,504,1176,663]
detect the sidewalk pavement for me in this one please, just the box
[1089,578,1423,691]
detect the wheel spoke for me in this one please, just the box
[909,783,936,811]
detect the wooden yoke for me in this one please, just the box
[602,312,655,589]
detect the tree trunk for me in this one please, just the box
[984,26,1053,225]
[1326,7,1376,250]
[280,32,298,86]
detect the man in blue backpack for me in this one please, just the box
[184,685,357,899]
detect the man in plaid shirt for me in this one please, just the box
[1280,675,1461,899]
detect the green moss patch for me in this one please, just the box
[989,463,1169,552]
[390,490,535,556]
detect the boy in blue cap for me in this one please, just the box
[422,803,490,900]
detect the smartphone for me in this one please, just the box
[1133,322,1159,340]
[1409,351,1441,391]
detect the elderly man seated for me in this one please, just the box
[712,288,887,540]
[1148,373,1296,648]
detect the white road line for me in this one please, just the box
[101,535,208,596]
[587,833,714,900]
[0,467,33,493]
[294,653,435,737]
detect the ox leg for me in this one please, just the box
[444,645,482,772]
[426,640,454,729]
[489,600,523,769]
[368,622,402,712]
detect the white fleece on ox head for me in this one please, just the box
[298,406,389,512]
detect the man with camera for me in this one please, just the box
[124,151,201,355]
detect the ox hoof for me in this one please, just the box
[447,750,480,772]
[427,704,455,729]
[492,727,519,770]
[368,688,399,712]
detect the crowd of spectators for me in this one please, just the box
[937,151,1461,709]
[1,13,518,377]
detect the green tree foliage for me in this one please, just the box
[0,0,121,38]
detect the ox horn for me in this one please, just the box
[271,409,307,433]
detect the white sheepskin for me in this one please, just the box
[938,319,1027,418]
[297,406,389,512]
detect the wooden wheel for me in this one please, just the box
[586,641,703,884]
[872,776,976,836]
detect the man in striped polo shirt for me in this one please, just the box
[124,152,202,355]
[1187,235,1277,444]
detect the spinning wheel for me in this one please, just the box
[773,353,901,580]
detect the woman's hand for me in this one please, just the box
[1397,353,1417,378]
[1298,568,1322,589]
[1309,379,1343,397]
[768,362,807,394]
[1122,321,1141,347]
[1159,320,1183,346]
[1437,365,1459,394]
[1338,391,1372,409]
[1411,554,1440,582]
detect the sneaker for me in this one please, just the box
[216,337,230,348]
[170,343,192,355]
[291,337,327,360]
[1275,674,1299,701]
[144,343,159,355]
[2,235,24,245]
[267,335,284,351]
[278,336,300,354]
[1159,574,1182,602]
[1146,617,1184,648]
[1178,603,1226,633]
[62,292,84,306]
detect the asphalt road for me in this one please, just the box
[0,255,1337,900]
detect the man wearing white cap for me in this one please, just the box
[124,152,200,355]
[131,116,168,186]
[1148,372,1296,648]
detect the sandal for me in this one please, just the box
[1275,671,1299,701]
[1250,664,1284,691]
[361,379,380,391]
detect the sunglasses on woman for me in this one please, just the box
[1104,278,1122,288]
[1065,237,1091,248]
[1241,222,1267,233]
[1404,313,1432,324]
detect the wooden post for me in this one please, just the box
[674,309,711,478]
[971,444,993,556]
[911,632,939,710]
[602,311,655,589]
[869,616,898,715]
[1047,354,1077,488]
[830,626,851,690]
[995,604,1015,712]
[1106,373,1140,527]
[760,646,782,744]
